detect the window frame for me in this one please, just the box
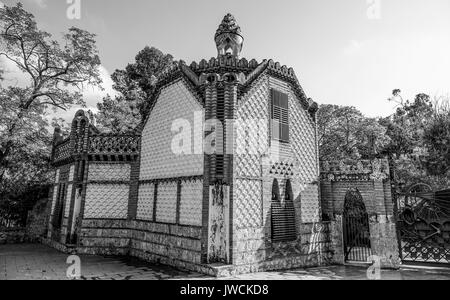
[270,89,290,143]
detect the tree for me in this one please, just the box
[0,3,102,224]
[95,46,174,133]
[381,92,434,158]
[95,95,141,133]
[384,90,450,189]
[317,104,389,161]
[422,98,450,177]
[0,2,102,179]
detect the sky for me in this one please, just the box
[1,0,450,120]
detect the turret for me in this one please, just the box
[215,13,244,58]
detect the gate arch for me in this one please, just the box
[343,188,372,262]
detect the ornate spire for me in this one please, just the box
[215,13,244,58]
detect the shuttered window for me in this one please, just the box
[271,89,289,143]
[271,179,296,242]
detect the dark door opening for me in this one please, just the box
[343,188,372,262]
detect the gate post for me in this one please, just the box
[388,157,404,263]
[330,214,345,264]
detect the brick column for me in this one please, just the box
[320,180,334,220]
[202,80,237,265]
[127,157,141,220]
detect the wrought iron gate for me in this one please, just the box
[343,189,372,262]
[396,183,450,264]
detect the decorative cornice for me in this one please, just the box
[320,159,390,182]
[189,56,258,75]
[151,57,318,118]
[52,110,141,166]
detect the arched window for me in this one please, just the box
[272,179,280,202]
[271,179,296,242]
[283,180,296,241]
[284,179,294,202]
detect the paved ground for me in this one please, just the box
[1,244,450,280]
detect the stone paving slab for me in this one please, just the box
[1,244,450,280]
[0,244,206,280]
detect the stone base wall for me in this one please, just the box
[75,219,203,266]
[129,220,202,265]
[41,237,74,253]
[0,228,30,245]
[42,218,341,277]
[78,219,130,255]
[232,222,336,270]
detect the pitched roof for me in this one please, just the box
[150,57,318,117]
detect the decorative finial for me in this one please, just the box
[215,13,244,58]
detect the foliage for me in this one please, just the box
[0,184,50,227]
[95,46,174,133]
[95,95,140,133]
[0,2,102,225]
[318,91,449,190]
[383,91,450,189]
[381,93,434,158]
[422,101,450,177]
[317,104,390,161]
[0,3,102,110]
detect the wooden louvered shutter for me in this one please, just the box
[271,89,289,143]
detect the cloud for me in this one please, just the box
[342,40,371,56]
[326,33,450,117]
[0,56,30,86]
[51,65,117,123]
[25,0,47,8]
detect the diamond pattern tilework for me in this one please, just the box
[269,77,320,223]
[235,155,262,178]
[300,185,320,223]
[290,99,317,182]
[234,179,263,229]
[269,77,318,182]
[137,183,155,221]
[64,184,72,217]
[84,184,129,219]
[236,75,269,177]
[179,179,203,226]
[140,80,204,180]
[88,164,131,182]
[155,181,178,224]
